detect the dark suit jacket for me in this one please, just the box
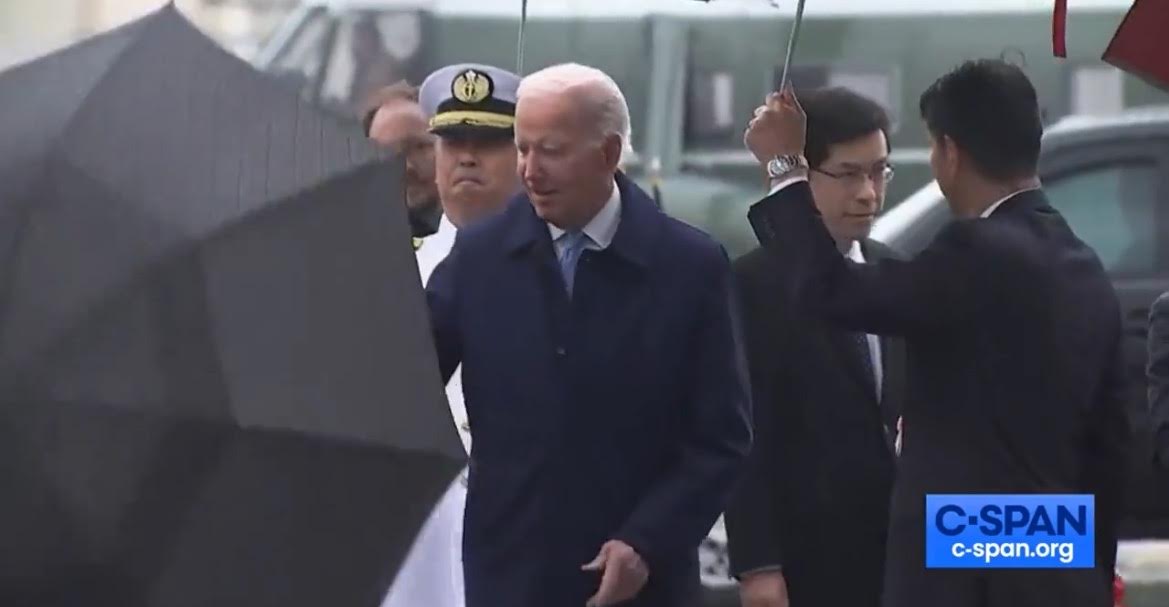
[724,240,905,607]
[748,183,1129,607]
[426,172,752,607]
[1150,292,1169,464]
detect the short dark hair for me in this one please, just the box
[919,59,1042,180]
[802,87,891,169]
[361,80,419,135]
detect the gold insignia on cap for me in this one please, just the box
[451,69,492,104]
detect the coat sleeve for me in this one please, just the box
[722,258,787,576]
[614,245,753,574]
[1084,325,1131,581]
[424,236,463,384]
[747,181,981,337]
[1149,292,1169,465]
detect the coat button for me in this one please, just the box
[556,346,566,356]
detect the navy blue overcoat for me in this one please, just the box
[426,172,752,607]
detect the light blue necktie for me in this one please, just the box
[557,231,588,296]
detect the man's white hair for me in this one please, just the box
[517,63,634,164]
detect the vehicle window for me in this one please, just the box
[1043,161,1159,275]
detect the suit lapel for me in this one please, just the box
[504,173,661,359]
[877,334,902,452]
[822,239,880,406]
[582,173,658,356]
[861,239,904,452]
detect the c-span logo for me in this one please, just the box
[925,494,1093,568]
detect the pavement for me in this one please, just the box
[697,539,1169,607]
[1118,540,1169,584]
[1118,540,1169,607]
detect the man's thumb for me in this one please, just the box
[581,546,610,571]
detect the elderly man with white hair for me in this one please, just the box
[424,62,752,607]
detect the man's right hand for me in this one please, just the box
[739,570,789,607]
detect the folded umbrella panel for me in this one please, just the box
[0,395,452,607]
[199,162,458,454]
[0,16,151,361]
[0,4,463,605]
[0,5,382,379]
[0,13,146,191]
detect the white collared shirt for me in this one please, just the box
[847,240,883,401]
[980,187,1040,218]
[415,213,458,286]
[412,212,469,454]
[549,180,622,254]
[389,212,467,607]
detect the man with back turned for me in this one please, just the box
[742,59,1129,607]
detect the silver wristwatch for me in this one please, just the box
[766,154,808,179]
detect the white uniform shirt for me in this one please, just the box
[381,212,467,607]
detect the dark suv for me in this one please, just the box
[870,106,1169,539]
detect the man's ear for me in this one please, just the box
[601,134,623,171]
[942,135,962,177]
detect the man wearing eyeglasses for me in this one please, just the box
[745,60,1127,607]
[725,87,905,607]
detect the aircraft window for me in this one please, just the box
[685,71,736,147]
[1043,161,1159,275]
[267,11,332,97]
[320,11,424,115]
[778,65,900,132]
[1070,66,1124,116]
[683,64,898,151]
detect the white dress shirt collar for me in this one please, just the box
[845,238,883,402]
[980,187,1041,218]
[548,180,621,249]
[847,239,865,263]
[414,213,458,287]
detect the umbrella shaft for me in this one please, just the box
[778,0,807,91]
[517,0,529,74]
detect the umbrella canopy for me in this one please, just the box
[1103,0,1169,91]
[0,4,463,606]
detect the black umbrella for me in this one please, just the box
[0,4,463,606]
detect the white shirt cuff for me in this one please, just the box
[767,175,809,197]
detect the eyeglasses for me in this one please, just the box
[812,164,895,188]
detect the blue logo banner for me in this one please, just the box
[925,494,1094,568]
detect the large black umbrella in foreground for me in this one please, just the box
[0,4,463,606]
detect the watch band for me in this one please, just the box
[766,154,808,179]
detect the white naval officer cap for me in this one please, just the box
[418,63,521,137]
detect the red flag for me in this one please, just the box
[1053,0,1068,57]
[1103,0,1169,90]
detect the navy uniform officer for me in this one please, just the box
[383,63,521,607]
[415,62,523,454]
[414,63,522,284]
